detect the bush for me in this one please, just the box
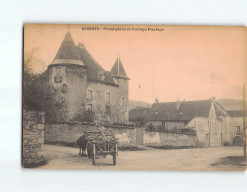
[223,141,231,146]
[23,61,68,122]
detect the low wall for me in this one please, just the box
[143,130,197,147]
[114,128,136,147]
[22,109,45,168]
[44,123,136,147]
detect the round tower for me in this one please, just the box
[47,31,87,122]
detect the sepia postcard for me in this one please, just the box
[23,24,247,171]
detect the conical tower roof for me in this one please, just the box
[110,55,129,80]
[52,31,84,65]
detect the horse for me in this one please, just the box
[77,134,88,157]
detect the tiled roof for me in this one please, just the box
[214,101,228,117]
[78,45,118,86]
[52,32,84,66]
[148,99,227,121]
[110,56,129,80]
[129,107,150,121]
[51,32,119,86]
[228,110,247,117]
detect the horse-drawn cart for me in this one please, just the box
[85,128,118,165]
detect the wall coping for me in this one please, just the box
[45,122,135,129]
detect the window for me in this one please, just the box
[81,73,85,79]
[61,84,67,93]
[54,67,62,83]
[106,105,111,115]
[236,126,241,132]
[161,122,165,128]
[87,90,93,99]
[54,75,62,83]
[86,104,92,111]
[100,74,105,81]
[106,92,110,102]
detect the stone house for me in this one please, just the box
[227,110,247,146]
[130,98,236,147]
[42,31,130,124]
[129,107,150,127]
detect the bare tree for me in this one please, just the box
[94,93,125,125]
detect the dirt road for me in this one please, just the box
[39,145,245,171]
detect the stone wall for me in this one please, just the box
[22,109,45,168]
[44,123,136,148]
[186,117,210,147]
[145,121,186,131]
[113,127,136,147]
[143,130,197,147]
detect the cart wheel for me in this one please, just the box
[92,144,96,166]
[113,154,116,165]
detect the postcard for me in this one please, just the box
[23,24,247,171]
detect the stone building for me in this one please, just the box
[129,107,150,127]
[42,31,130,124]
[147,98,229,147]
[227,110,247,146]
[129,98,244,147]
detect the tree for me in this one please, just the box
[23,54,67,122]
[94,91,126,125]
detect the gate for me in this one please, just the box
[136,128,143,146]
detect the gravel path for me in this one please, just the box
[39,145,245,171]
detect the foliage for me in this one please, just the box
[23,55,67,122]
[95,95,126,125]
[223,141,231,147]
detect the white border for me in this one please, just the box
[0,0,247,192]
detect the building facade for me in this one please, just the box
[43,32,130,124]
[129,98,246,147]
[227,110,247,146]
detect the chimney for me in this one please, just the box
[176,99,180,110]
[78,42,85,48]
[155,97,159,103]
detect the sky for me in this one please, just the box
[24,24,247,103]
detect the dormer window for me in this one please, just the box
[100,74,105,81]
[98,71,105,81]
